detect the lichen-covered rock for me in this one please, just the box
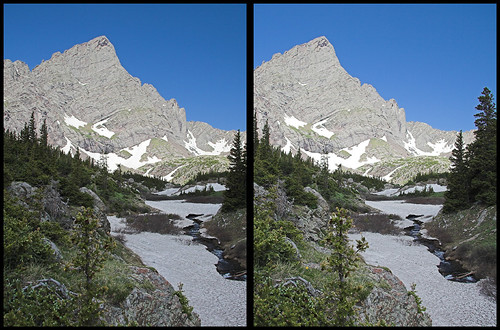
[356,266,432,326]
[101,266,201,326]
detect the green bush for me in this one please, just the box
[254,273,329,326]
[3,278,78,326]
[3,205,54,270]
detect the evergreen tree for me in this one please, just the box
[28,111,37,143]
[466,87,497,205]
[322,208,368,326]
[222,129,246,212]
[443,130,470,212]
[254,120,279,187]
[253,110,259,155]
[69,207,115,325]
[39,118,48,147]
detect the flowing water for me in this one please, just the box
[184,213,246,281]
[403,214,477,283]
[358,193,496,326]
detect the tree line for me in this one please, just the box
[4,112,167,214]
[444,87,497,213]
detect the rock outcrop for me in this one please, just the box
[101,266,201,326]
[357,265,432,326]
[5,182,199,326]
[254,36,474,182]
[4,36,244,183]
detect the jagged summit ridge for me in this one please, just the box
[254,36,474,182]
[255,36,407,150]
[4,36,243,183]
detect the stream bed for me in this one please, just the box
[107,194,247,326]
[352,197,496,326]
[184,214,246,281]
[403,214,477,283]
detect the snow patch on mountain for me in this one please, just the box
[62,137,75,154]
[284,113,307,129]
[427,139,453,155]
[163,164,187,182]
[91,119,115,138]
[404,131,454,156]
[184,130,230,156]
[282,137,296,154]
[382,165,406,182]
[311,119,334,138]
[207,138,231,154]
[302,138,380,171]
[64,114,87,129]
[76,138,161,172]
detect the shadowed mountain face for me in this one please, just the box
[4,36,244,183]
[254,36,474,183]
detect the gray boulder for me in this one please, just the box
[101,266,201,326]
[357,265,432,326]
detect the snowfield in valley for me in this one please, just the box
[107,195,246,327]
[351,195,497,326]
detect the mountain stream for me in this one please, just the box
[107,188,246,326]
[351,191,496,326]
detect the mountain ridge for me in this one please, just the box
[4,36,244,183]
[254,36,474,183]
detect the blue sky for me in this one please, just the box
[254,4,496,132]
[4,3,246,132]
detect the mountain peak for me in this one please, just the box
[85,35,112,49]
[254,36,474,181]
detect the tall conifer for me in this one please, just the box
[466,87,497,205]
[222,129,246,212]
[443,130,469,212]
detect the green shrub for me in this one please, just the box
[254,273,329,326]
[3,278,78,326]
[3,207,54,270]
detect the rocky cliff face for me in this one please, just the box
[254,36,474,182]
[4,36,243,183]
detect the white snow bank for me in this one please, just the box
[163,164,186,182]
[311,119,334,138]
[375,184,447,197]
[108,215,247,327]
[145,199,222,228]
[302,139,380,171]
[64,113,87,129]
[404,130,454,156]
[79,138,161,172]
[184,130,230,156]
[284,113,307,129]
[364,200,442,228]
[91,119,115,138]
[156,184,226,197]
[349,232,496,326]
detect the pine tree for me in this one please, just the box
[443,130,470,212]
[254,120,279,187]
[28,111,37,143]
[222,129,246,212]
[322,208,368,326]
[69,207,115,325]
[253,110,259,155]
[466,87,497,205]
[39,119,48,147]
